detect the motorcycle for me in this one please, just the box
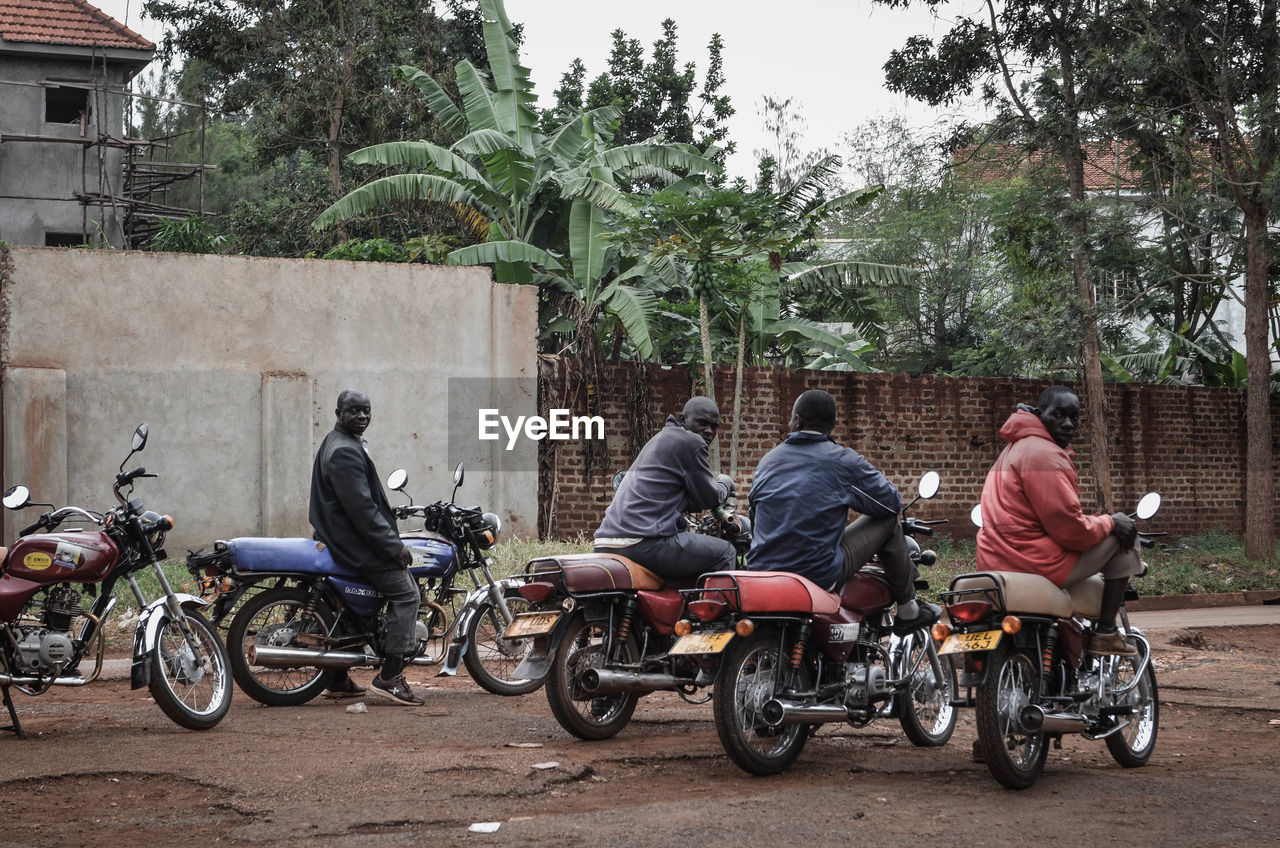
[502,495,752,740]
[675,471,956,775]
[186,463,540,704]
[935,493,1164,790]
[1,424,232,738]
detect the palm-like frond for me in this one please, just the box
[560,174,636,215]
[347,141,494,197]
[314,174,491,229]
[600,283,656,359]
[448,239,564,271]
[592,143,721,176]
[394,65,466,136]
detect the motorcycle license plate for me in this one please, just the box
[668,631,735,655]
[938,629,1003,655]
[502,611,561,639]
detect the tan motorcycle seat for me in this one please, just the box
[951,571,1105,619]
[529,553,664,593]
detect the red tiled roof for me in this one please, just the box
[0,0,154,51]
[953,141,1148,192]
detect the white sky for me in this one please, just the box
[92,0,981,180]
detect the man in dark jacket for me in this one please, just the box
[593,396,736,579]
[747,389,938,635]
[310,389,423,705]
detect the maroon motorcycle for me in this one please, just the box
[0,424,232,737]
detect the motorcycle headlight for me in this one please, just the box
[140,510,174,548]
[471,512,502,550]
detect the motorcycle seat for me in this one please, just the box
[950,571,1105,619]
[701,570,842,615]
[531,553,664,593]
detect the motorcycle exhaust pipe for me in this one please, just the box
[247,644,378,669]
[1018,703,1090,734]
[580,668,695,695]
[0,672,89,687]
[760,698,850,727]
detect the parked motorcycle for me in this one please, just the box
[1,424,232,737]
[502,496,751,740]
[675,471,955,775]
[936,493,1164,790]
[186,463,539,704]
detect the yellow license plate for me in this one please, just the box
[668,631,735,655]
[502,612,561,639]
[939,629,1003,655]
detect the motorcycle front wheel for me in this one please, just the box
[462,596,543,696]
[895,633,958,747]
[713,628,810,776]
[545,610,639,740]
[226,587,338,706]
[149,610,232,730]
[1104,652,1159,768]
[975,641,1048,790]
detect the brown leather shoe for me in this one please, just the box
[1088,629,1138,657]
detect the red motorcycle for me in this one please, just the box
[0,424,232,737]
[675,472,956,774]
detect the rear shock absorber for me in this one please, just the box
[789,620,812,669]
[1040,625,1058,696]
[611,595,637,662]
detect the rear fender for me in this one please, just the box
[129,594,209,690]
[511,605,583,681]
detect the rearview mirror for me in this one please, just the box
[1135,492,1161,521]
[132,423,149,452]
[969,503,983,528]
[453,463,464,488]
[917,471,940,500]
[3,485,30,510]
[386,469,408,492]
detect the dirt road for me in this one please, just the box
[2,620,1277,848]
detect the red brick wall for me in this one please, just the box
[539,360,1268,542]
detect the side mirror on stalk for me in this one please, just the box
[3,485,30,510]
[918,471,940,500]
[969,503,983,528]
[387,468,408,492]
[450,462,464,503]
[611,469,627,491]
[1135,492,1162,521]
[132,423,149,452]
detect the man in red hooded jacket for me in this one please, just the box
[976,386,1141,656]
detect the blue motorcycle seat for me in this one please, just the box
[228,535,458,580]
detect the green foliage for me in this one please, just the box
[321,238,411,263]
[147,215,228,254]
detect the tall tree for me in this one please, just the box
[1109,0,1280,559]
[875,0,1121,510]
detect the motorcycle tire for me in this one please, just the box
[545,610,639,740]
[148,609,233,730]
[974,641,1048,790]
[462,596,543,696]
[1104,652,1160,768]
[713,628,810,776]
[226,587,339,706]
[895,632,958,747]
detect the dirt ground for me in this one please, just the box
[2,622,1277,848]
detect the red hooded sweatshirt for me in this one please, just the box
[976,410,1114,586]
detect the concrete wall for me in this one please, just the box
[0,247,539,551]
[0,54,137,247]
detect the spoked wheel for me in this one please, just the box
[713,628,810,775]
[895,633,958,747]
[463,596,543,696]
[226,587,338,706]
[545,611,638,740]
[975,642,1048,790]
[149,610,232,730]
[1104,649,1160,768]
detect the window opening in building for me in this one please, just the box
[45,232,88,247]
[45,86,89,124]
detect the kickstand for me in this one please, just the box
[1,683,25,739]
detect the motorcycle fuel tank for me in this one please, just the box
[4,531,119,585]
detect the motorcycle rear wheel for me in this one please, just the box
[895,633,958,747]
[227,587,338,706]
[545,610,639,740]
[1104,653,1159,768]
[149,610,232,730]
[713,628,810,776]
[463,596,543,696]
[975,642,1048,790]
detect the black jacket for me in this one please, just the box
[309,426,405,570]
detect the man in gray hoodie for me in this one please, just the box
[592,396,736,580]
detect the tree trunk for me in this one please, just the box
[1242,210,1275,560]
[328,88,347,243]
[699,294,719,472]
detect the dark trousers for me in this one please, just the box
[839,514,915,603]
[360,563,421,658]
[596,532,736,580]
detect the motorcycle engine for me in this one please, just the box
[13,587,82,673]
[843,662,889,708]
